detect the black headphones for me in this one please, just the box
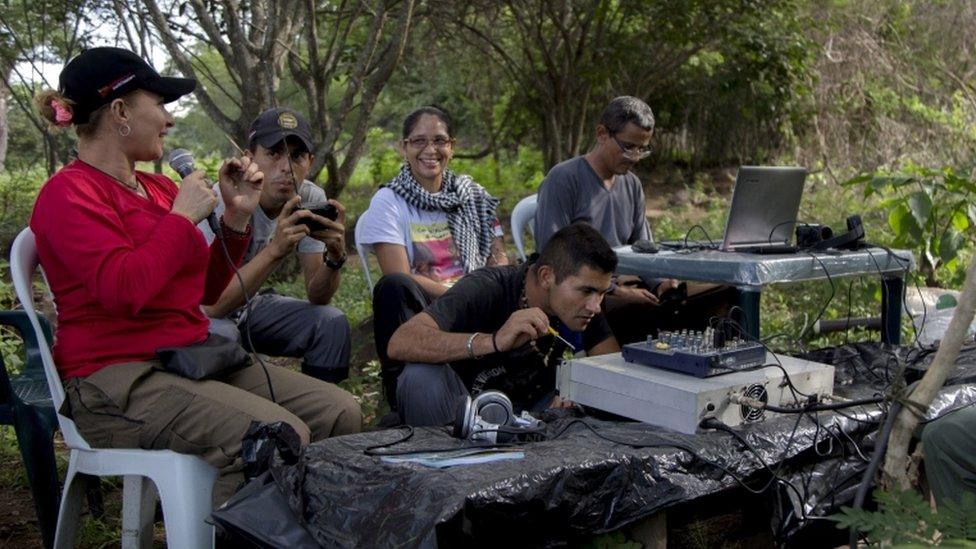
[453,391,545,444]
[796,215,865,251]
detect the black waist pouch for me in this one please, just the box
[156,334,251,380]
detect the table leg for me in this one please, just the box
[881,275,904,345]
[734,287,761,340]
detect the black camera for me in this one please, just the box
[796,224,834,248]
[295,202,339,232]
[795,215,865,251]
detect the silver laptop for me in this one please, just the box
[719,166,807,252]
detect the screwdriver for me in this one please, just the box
[547,326,575,349]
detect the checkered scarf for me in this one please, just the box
[386,163,500,272]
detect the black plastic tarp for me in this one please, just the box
[212,342,976,547]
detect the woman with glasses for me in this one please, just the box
[357,106,507,413]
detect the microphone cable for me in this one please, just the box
[171,148,278,403]
[213,227,277,403]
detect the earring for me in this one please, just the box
[119,124,131,137]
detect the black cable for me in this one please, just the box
[831,407,883,426]
[761,396,884,414]
[215,224,276,403]
[720,315,811,402]
[367,417,799,498]
[767,219,800,246]
[848,401,903,548]
[363,425,415,455]
[832,420,871,462]
[471,425,548,438]
[809,409,834,458]
[682,224,719,250]
[844,279,855,345]
[801,252,837,340]
[699,417,813,523]
[362,426,523,457]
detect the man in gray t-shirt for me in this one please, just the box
[535,96,678,307]
[535,97,730,343]
[534,155,649,250]
[201,107,351,382]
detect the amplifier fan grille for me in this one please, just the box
[740,383,768,422]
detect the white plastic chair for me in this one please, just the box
[353,219,375,293]
[511,193,538,261]
[11,228,218,549]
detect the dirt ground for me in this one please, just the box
[0,485,45,548]
[0,434,54,548]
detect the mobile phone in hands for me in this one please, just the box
[295,202,339,232]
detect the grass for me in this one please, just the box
[0,161,962,546]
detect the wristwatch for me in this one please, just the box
[325,252,347,270]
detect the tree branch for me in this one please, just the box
[881,253,976,489]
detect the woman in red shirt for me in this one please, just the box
[30,47,361,504]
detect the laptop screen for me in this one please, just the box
[720,166,807,251]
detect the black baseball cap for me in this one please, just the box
[247,107,314,152]
[59,47,196,124]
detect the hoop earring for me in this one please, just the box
[119,124,131,137]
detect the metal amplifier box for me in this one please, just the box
[557,352,835,434]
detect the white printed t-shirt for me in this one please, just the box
[357,187,502,284]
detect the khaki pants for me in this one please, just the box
[62,360,362,504]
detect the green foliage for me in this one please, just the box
[452,148,545,217]
[581,530,642,549]
[846,165,976,287]
[832,489,976,546]
[806,2,976,172]
[0,260,26,373]
[0,167,46,245]
[651,0,815,166]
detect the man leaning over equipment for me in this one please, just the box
[388,223,621,426]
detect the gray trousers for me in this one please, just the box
[209,294,351,383]
[396,363,557,427]
[921,405,976,505]
[396,363,470,427]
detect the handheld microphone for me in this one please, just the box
[168,148,220,234]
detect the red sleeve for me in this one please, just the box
[31,173,204,317]
[202,223,251,305]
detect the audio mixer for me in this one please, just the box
[621,329,766,378]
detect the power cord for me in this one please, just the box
[799,252,837,341]
[361,425,521,456]
[767,219,803,246]
[681,224,720,250]
[698,416,817,529]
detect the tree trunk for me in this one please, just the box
[44,133,57,176]
[881,253,976,489]
[0,67,9,172]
